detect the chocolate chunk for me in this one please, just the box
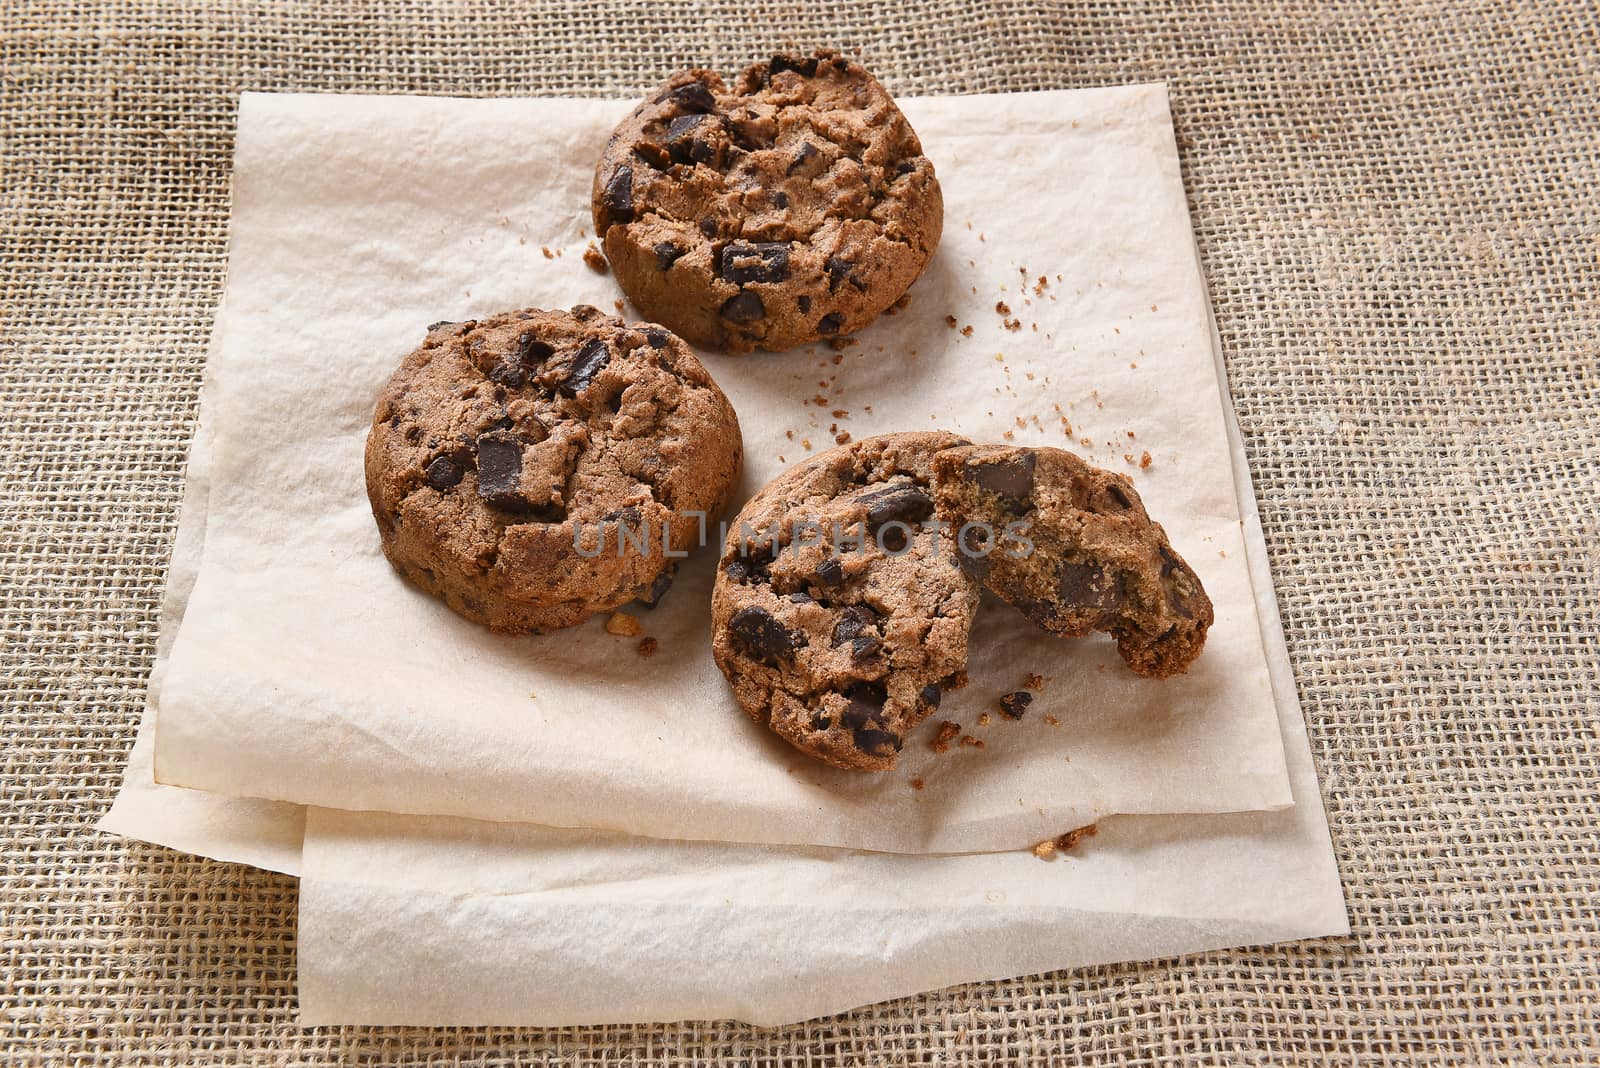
[488,360,526,389]
[853,728,902,756]
[895,158,918,175]
[773,191,789,209]
[724,560,750,583]
[999,690,1033,719]
[816,312,845,335]
[1107,483,1133,510]
[787,141,820,174]
[517,332,554,364]
[728,606,794,660]
[698,217,719,237]
[850,635,882,660]
[424,454,463,491]
[797,295,812,314]
[788,591,814,604]
[720,291,766,323]
[638,568,675,609]
[831,604,876,646]
[571,304,602,321]
[969,452,1036,498]
[666,113,718,165]
[814,557,844,587]
[643,327,672,349]
[474,435,524,508]
[633,141,672,170]
[840,680,887,728]
[720,242,791,285]
[919,683,943,708]
[426,320,457,331]
[560,338,611,394]
[601,165,634,224]
[1058,561,1120,611]
[670,81,716,114]
[810,712,833,731]
[860,480,935,528]
[768,53,819,78]
[653,241,684,270]
[824,256,856,292]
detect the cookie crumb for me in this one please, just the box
[978,712,992,727]
[1043,714,1061,727]
[1032,839,1057,859]
[995,300,1011,316]
[583,244,609,274]
[1003,319,1022,332]
[959,734,985,749]
[1024,673,1044,689]
[1056,824,1098,851]
[931,721,962,753]
[946,670,970,690]
[541,246,554,259]
[960,325,974,337]
[944,315,959,329]
[999,691,1033,719]
[637,636,658,658]
[910,777,925,791]
[1140,451,1152,469]
[834,431,852,445]
[605,612,642,637]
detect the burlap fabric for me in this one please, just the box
[4,1,1597,1062]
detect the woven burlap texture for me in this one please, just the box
[3,1,1597,1063]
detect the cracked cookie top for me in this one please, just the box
[710,432,977,771]
[593,50,943,354]
[365,306,743,634]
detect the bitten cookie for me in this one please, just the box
[932,444,1213,677]
[365,307,742,633]
[711,432,978,771]
[593,49,943,353]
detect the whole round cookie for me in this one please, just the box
[931,444,1213,677]
[365,306,743,633]
[711,432,978,772]
[593,49,943,354]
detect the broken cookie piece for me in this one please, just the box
[932,443,1213,677]
[364,307,743,633]
[711,432,978,772]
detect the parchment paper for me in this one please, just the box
[150,85,1291,853]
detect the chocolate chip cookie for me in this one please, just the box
[593,50,943,353]
[932,444,1213,677]
[365,307,742,633]
[711,432,978,771]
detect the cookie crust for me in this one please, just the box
[365,307,742,633]
[594,50,943,353]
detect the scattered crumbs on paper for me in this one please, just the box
[910,778,925,791]
[605,612,642,637]
[996,301,1011,316]
[961,325,974,337]
[945,314,959,329]
[835,431,851,444]
[637,636,658,658]
[959,734,985,749]
[582,244,609,274]
[999,691,1033,719]
[1033,823,1098,861]
[1043,714,1061,727]
[613,300,626,314]
[1025,673,1044,690]
[978,712,992,728]
[1140,451,1152,469]
[931,721,961,753]
[540,246,554,259]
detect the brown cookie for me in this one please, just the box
[593,50,943,353]
[711,432,978,771]
[365,307,742,633]
[932,444,1213,677]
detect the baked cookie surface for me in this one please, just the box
[932,444,1213,677]
[365,306,742,633]
[593,49,943,353]
[711,432,977,771]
